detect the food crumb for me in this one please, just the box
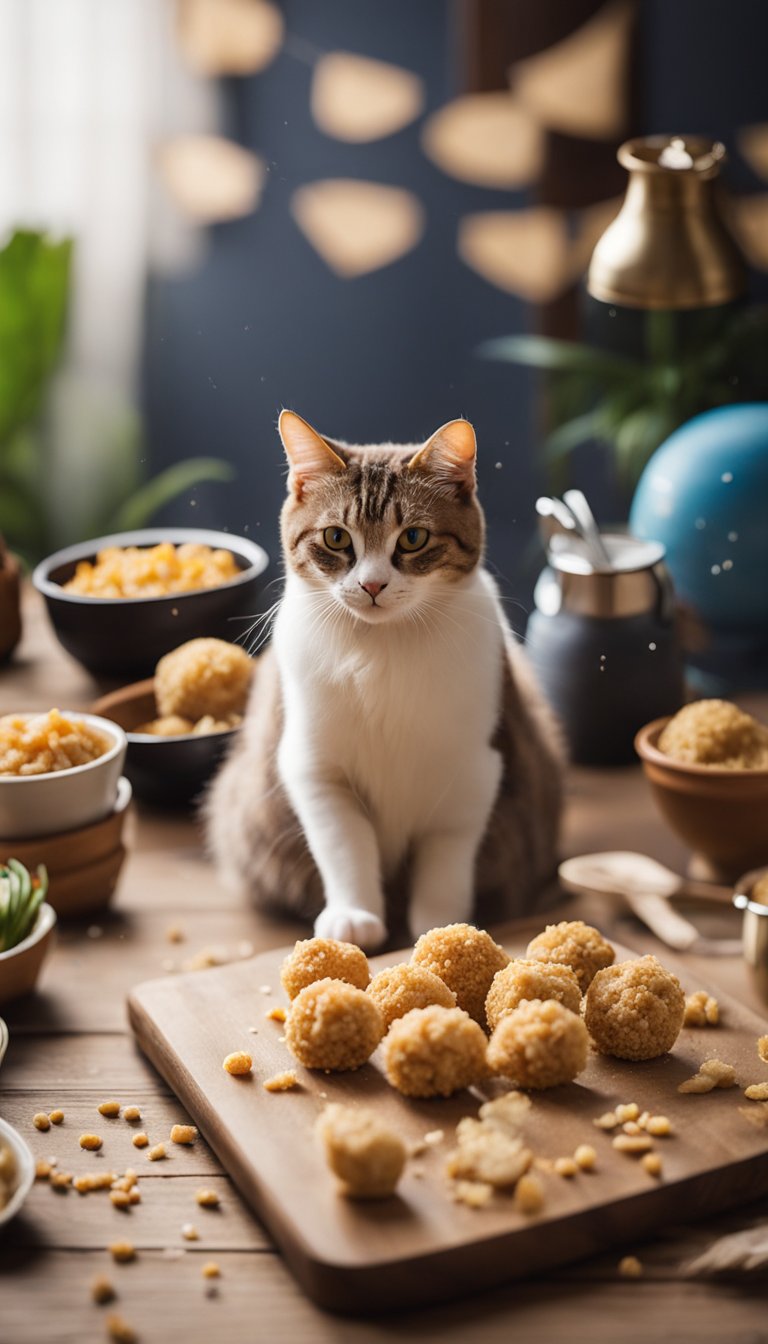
[758,1036,768,1064]
[259,985,272,995]
[181,1223,199,1241]
[265,1005,287,1023]
[263,1071,299,1093]
[554,1157,578,1178]
[593,1111,618,1130]
[91,1275,115,1304]
[170,1124,198,1145]
[74,1172,115,1193]
[424,1130,444,1146]
[700,1058,737,1088]
[646,1115,672,1136]
[49,1109,64,1125]
[166,924,185,943]
[109,1190,132,1210]
[132,1133,149,1149]
[618,1255,643,1279]
[105,1312,137,1343]
[515,1173,545,1216]
[615,1103,640,1123]
[80,1134,103,1151]
[316,1103,407,1198]
[202,1261,221,1279]
[108,1241,136,1263]
[222,1051,252,1076]
[574,1144,597,1171]
[612,1134,653,1155]
[683,991,720,1027]
[33,1112,50,1132]
[196,1189,220,1208]
[35,1159,52,1180]
[147,1144,166,1162]
[50,1171,73,1191]
[451,1179,493,1208]
[678,1074,716,1094]
[642,1152,663,1177]
[744,1082,768,1101]
[123,1107,141,1123]
[98,1101,121,1118]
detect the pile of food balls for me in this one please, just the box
[279,920,686,1099]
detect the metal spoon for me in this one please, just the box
[563,489,613,569]
[559,851,741,955]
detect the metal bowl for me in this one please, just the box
[733,866,768,1004]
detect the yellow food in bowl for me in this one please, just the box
[63,542,240,599]
[0,710,110,776]
[658,699,768,770]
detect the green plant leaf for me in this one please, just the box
[110,458,236,532]
[0,231,73,444]
[544,411,605,459]
[479,334,640,380]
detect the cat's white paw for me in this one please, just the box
[314,908,387,951]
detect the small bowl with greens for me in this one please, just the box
[0,860,56,1007]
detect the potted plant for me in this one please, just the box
[0,860,56,1006]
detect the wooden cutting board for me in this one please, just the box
[128,940,768,1314]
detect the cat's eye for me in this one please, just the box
[397,526,429,553]
[323,526,352,551]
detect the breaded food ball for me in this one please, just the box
[485,959,581,1032]
[367,964,456,1031]
[381,1005,488,1098]
[584,955,685,1061]
[285,978,383,1071]
[487,999,589,1089]
[155,638,253,722]
[658,699,768,770]
[316,1103,406,1198]
[411,924,509,1027]
[526,920,615,992]
[281,938,370,1000]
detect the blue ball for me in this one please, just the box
[630,404,768,630]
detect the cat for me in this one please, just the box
[204,411,563,950]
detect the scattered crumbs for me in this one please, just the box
[181,1223,199,1241]
[593,1111,618,1130]
[646,1115,672,1137]
[147,1144,167,1162]
[642,1152,662,1178]
[554,1157,578,1178]
[223,1051,252,1077]
[110,1190,132,1210]
[452,1179,493,1208]
[744,1083,768,1101]
[170,1124,198,1145]
[35,1159,52,1180]
[424,1129,444,1147]
[49,1109,64,1125]
[574,1144,597,1172]
[263,1071,300,1093]
[248,1027,259,1035]
[758,1036,768,1064]
[699,1058,737,1088]
[33,1113,50,1132]
[132,1133,149,1149]
[123,1106,141,1123]
[202,1261,221,1279]
[515,1173,545,1216]
[618,1255,643,1279]
[259,985,272,995]
[196,1189,220,1208]
[166,924,185,943]
[684,991,720,1027]
[678,1074,716,1094]
[612,1134,653,1155]
[265,1006,287,1023]
[105,1313,137,1344]
[108,1241,136,1263]
[91,1275,115,1304]
[98,1101,121,1118]
[50,1171,73,1191]
[615,1103,639,1123]
[79,1133,103,1151]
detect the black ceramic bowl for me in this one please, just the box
[91,678,238,806]
[33,528,270,678]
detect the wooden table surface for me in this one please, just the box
[1,591,767,1343]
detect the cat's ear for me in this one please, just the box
[279,410,347,499]
[407,419,477,495]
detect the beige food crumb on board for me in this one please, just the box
[758,1035,768,1064]
[50,1171,73,1191]
[745,1082,768,1100]
[316,1103,407,1199]
[265,1005,287,1023]
[248,1026,259,1035]
[223,1051,253,1076]
[260,984,272,995]
[678,1074,716,1094]
[622,1121,643,1136]
[554,1157,578,1178]
[90,1274,115,1304]
[515,1172,545,1216]
[109,1240,136,1263]
[166,924,185,943]
[642,1152,663,1177]
[48,1109,64,1125]
[615,1103,640,1123]
[683,990,720,1028]
[263,1071,300,1093]
[593,1111,618,1130]
[618,1255,643,1279]
[574,1145,597,1171]
[33,1113,50,1132]
[612,1134,653,1155]
[98,1101,121,1118]
[446,1118,532,1189]
[196,1189,220,1208]
[147,1144,166,1162]
[646,1115,672,1137]
[202,1261,221,1279]
[452,1179,493,1208]
[424,1130,444,1146]
[79,1133,103,1151]
[128,1189,141,1205]
[170,1124,198,1145]
[74,1172,115,1193]
[123,1106,141,1123]
[132,1133,149,1149]
[109,1190,131,1210]
[181,1223,199,1241]
[105,1312,137,1344]
[35,1159,52,1180]
[699,1058,737,1087]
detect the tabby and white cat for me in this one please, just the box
[205,412,562,949]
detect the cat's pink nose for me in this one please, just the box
[360,580,387,599]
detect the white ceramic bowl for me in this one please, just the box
[0,712,127,840]
[0,1024,36,1226]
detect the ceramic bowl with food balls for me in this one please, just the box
[0,712,127,841]
[635,716,768,882]
[92,680,239,806]
[32,527,270,678]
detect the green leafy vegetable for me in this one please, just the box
[0,860,48,953]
